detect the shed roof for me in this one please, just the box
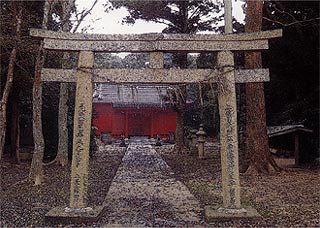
[267,125,313,138]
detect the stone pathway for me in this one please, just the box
[101,144,203,227]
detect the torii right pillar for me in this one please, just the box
[204,0,261,221]
[217,50,241,209]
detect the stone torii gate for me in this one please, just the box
[30,5,281,223]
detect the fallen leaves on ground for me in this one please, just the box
[159,144,320,227]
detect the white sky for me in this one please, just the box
[75,0,245,34]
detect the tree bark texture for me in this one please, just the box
[45,0,96,166]
[173,83,188,153]
[29,0,51,185]
[0,7,21,161]
[245,0,280,174]
[10,90,20,163]
[175,108,187,154]
[0,49,17,161]
[29,42,46,185]
[173,53,188,154]
[56,0,74,166]
[171,1,189,154]
[56,82,69,166]
[212,90,219,137]
[237,84,247,172]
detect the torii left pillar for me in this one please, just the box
[70,51,94,208]
[46,51,104,224]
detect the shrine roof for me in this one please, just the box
[93,84,171,107]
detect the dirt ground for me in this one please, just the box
[0,146,126,227]
[158,144,320,227]
[1,143,319,227]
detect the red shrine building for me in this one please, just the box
[93,84,177,139]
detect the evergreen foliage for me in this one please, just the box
[263,1,319,162]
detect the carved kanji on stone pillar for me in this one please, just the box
[217,50,241,209]
[70,51,94,209]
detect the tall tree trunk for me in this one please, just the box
[244,0,280,174]
[10,90,20,163]
[172,2,189,154]
[212,88,219,138]
[56,82,69,166]
[238,84,247,172]
[29,43,45,185]
[56,0,74,166]
[173,54,188,154]
[0,6,22,161]
[0,49,17,160]
[175,108,188,154]
[29,0,51,185]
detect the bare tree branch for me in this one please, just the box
[263,16,320,27]
[274,1,299,23]
[72,0,98,33]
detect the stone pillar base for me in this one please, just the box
[204,206,261,222]
[45,206,104,224]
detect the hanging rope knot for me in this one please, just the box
[216,64,235,71]
[77,66,93,72]
[216,65,235,95]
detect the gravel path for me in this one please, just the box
[100,144,203,227]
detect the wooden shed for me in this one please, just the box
[267,125,313,165]
[93,84,176,139]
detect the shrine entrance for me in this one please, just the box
[30,0,282,222]
[128,112,151,137]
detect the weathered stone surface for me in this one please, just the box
[45,206,104,224]
[69,51,94,208]
[30,28,282,41]
[204,206,261,222]
[43,38,269,52]
[149,52,164,69]
[196,125,206,159]
[30,27,282,52]
[217,50,241,209]
[41,68,270,84]
[103,145,202,226]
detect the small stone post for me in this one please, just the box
[196,124,206,159]
[191,129,198,146]
[70,51,94,209]
[119,133,126,147]
[190,129,198,154]
[155,133,162,146]
[168,132,175,143]
[186,133,192,148]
